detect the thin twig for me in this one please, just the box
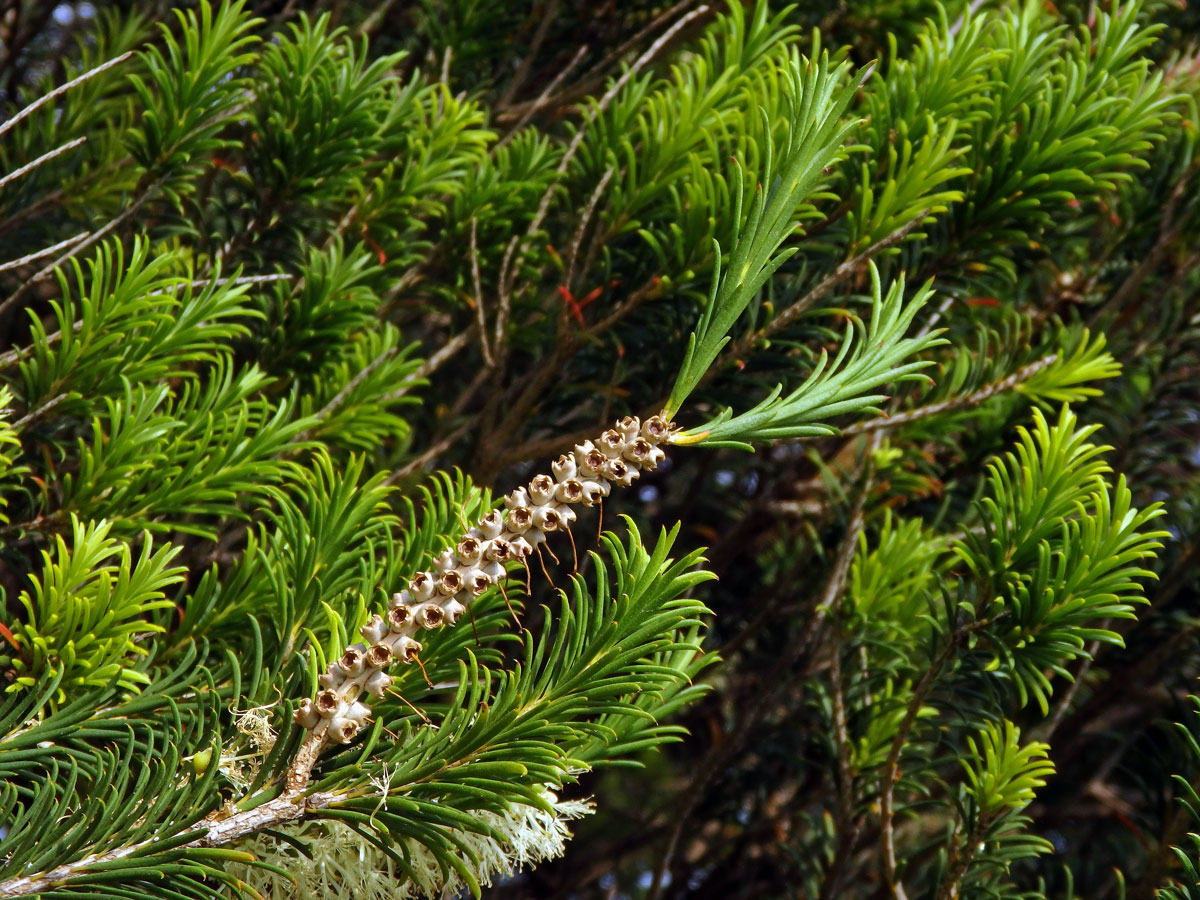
[494,45,589,151]
[0,51,134,140]
[0,135,87,193]
[0,174,168,322]
[726,212,930,363]
[468,218,494,367]
[0,230,88,275]
[380,327,473,406]
[839,354,1058,436]
[564,166,615,291]
[496,0,562,109]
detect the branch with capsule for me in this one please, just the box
[293,414,672,748]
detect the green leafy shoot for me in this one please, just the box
[0,515,185,705]
[675,267,946,448]
[961,721,1054,816]
[663,51,859,418]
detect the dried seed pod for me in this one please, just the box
[617,416,641,440]
[509,536,534,558]
[647,446,666,469]
[339,645,367,677]
[319,669,345,690]
[434,548,457,572]
[575,442,607,477]
[603,458,638,487]
[409,572,435,602]
[506,506,533,534]
[466,571,493,595]
[361,614,388,645]
[387,605,411,631]
[315,690,340,717]
[390,590,413,609]
[484,538,511,561]
[393,636,422,662]
[643,415,669,442]
[622,438,653,466]
[330,716,360,743]
[443,598,467,624]
[478,509,504,539]
[365,670,393,699]
[533,506,563,532]
[552,454,577,481]
[598,429,625,457]
[437,570,463,595]
[366,642,392,668]
[556,505,578,528]
[419,602,446,628]
[529,473,556,504]
[579,480,610,506]
[293,698,320,728]
[505,487,531,509]
[555,479,584,504]
[456,536,483,564]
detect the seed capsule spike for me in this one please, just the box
[296,412,676,752]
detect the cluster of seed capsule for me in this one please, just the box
[294,414,672,744]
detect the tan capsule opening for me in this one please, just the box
[457,537,481,559]
[540,508,562,531]
[339,648,363,670]
[560,480,584,502]
[469,573,492,595]
[438,571,463,594]
[399,641,422,662]
[628,439,651,460]
[388,606,410,629]
[531,474,554,493]
[508,507,533,529]
[609,459,629,479]
[422,605,445,628]
[410,572,431,590]
[316,690,339,714]
[337,721,358,742]
[488,539,511,560]
[482,510,503,529]
[601,429,623,449]
[644,416,667,439]
[585,450,607,470]
[367,644,392,667]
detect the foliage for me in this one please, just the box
[0,1,1195,899]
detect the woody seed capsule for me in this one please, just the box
[555,479,584,503]
[339,646,366,677]
[443,598,467,624]
[529,474,556,503]
[438,570,463,595]
[315,690,340,716]
[456,536,482,563]
[365,670,393,699]
[506,506,533,533]
[599,429,625,457]
[485,538,511,561]
[366,643,392,668]
[361,614,388,644]
[387,605,411,631]
[478,509,504,538]
[420,603,446,627]
[552,454,577,481]
[533,507,562,531]
[409,572,435,601]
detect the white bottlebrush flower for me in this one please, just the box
[226,786,594,899]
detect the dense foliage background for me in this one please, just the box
[1,1,1199,898]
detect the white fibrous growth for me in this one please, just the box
[293,414,671,746]
[227,787,595,899]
